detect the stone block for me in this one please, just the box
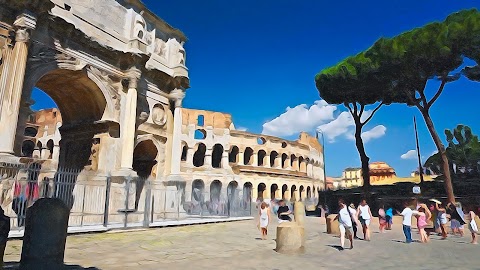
[293,202,305,226]
[275,222,305,254]
[326,214,339,235]
[20,198,70,270]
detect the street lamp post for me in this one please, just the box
[316,130,327,205]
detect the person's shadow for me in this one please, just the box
[326,244,344,251]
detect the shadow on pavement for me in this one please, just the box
[326,244,343,251]
[4,262,101,269]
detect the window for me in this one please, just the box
[194,129,206,140]
[197,115,204,126]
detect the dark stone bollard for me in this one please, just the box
[0,207,10,269]
[20,198,70,270]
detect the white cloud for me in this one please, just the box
[262,100,386,143]
[262,100,337,137]
[401,150,417,160]
[236,126,248,132]
[361,125,387,143]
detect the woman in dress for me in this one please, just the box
[258,202,271,240]
[378,206,387,233]
[468,206,478,244]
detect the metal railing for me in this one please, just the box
[0,162,253,232]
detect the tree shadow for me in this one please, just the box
[4,262,101,269]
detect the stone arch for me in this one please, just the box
[307,186,311,199]
[229,145,239,163]
[257,182,266,200]
[210,180,222,203]
[211,144,223,168]
[243,182,253,206]
[270,151,278,168]
[281,153,288,168]
[290,154,298,171]
[290,185,297,202]
[227,181,239,216]
[244,147,253,165]
[193,143,206,167]
[299,156,306,172]
[192,179,205,203]
[270,183,279,200]
[34,141,42,158]
[21,140,35,157]
[181,143,188,162]
[299,185,305,201]
[257,150,266,166]
[282,184,288,200]
[24,126,38,137]
[132,139,158,178]
[46,139,54,159]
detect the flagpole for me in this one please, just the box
[414,116,424,185]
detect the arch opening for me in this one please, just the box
[244,147,253,165]
[257,150,266,166]
[193,143,206,167]
[229,146,239,163]
[211,144,223,168]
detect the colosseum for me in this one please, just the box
[21,107,324,216]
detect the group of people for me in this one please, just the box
[257,200,293,240]
[336,198,479,250]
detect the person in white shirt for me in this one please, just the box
[356,199,373,241]
[400,201,419,243]
[335,198,355,250]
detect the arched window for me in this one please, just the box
[181,144,188,161]
[229,146,239,163]
[194,129,206,140]
[257,150,266,166]
[281,153,288,168]
[244,147,253,165]
[270,151,278,167]
[212,144,223,168]
[24,126,38,137]
[197,115,204,126]
[193,143,206,167]
[21,140,35,157]
[47,139,54,159]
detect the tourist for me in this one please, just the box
[277,200,292,223]
[349,203,359,239]
[400,201,418,243]
[356,199,373,241]
[448,202,465,236]
[258,202,270,240]
[335,199,354,250]
[435,202,448,239]
[467,206,478,244]
[385,205,393,230]
[414,203,431,243]
[378,206,387,233]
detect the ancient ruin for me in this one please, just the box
[0,0,324,229]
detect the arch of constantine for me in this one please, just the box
[0,0,324,228]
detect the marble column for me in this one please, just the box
[0,13,36,154]
[169,89,185,175]
[119,68,141,171]
[251,153,258,166]
[221,150,229,169]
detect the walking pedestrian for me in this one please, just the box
[356,199,373,241]
[400,201,418,243]
[435,202,448,239]
[385,205,393,230]
[258,202,270,240]
[467,206,478,244]
[335,199,354,250]
[349,203,359,239]
[378,206,387,233]
[414,203,431,243]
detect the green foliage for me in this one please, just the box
[425,125,480,177]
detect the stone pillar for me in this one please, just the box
[221,150,229,169]
[285,156,291,170]
[40,147,49,159]
[0,14,36,155]
[119,68,141,171]
[52,144,60,162]
[169,89,185,174]
[275,189,281,199]
[185,146,194,167]
[262,155,268,167]
[204,148,212,168]
[238,151,244,165]
[251,153,258,166]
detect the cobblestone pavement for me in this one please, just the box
[4,217,480,270]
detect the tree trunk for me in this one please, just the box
[421,110,455,203]
[354,124,371,200]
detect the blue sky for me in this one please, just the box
[33,0,480,177]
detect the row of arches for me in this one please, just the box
[21,139,55,159]
[182,143,322,173]
[256,182,316,202]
